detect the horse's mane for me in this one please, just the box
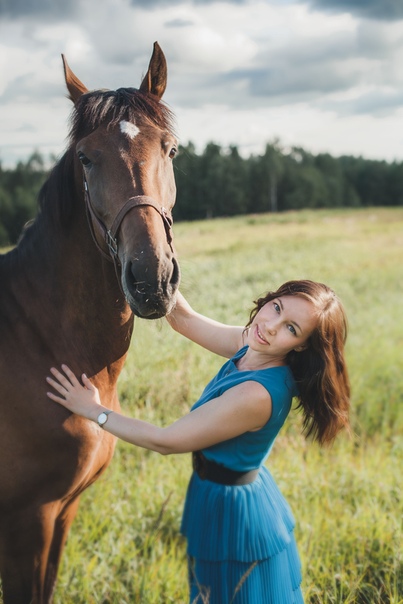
[4,88,176,265]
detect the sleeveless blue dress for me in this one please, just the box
[181,346,304,604]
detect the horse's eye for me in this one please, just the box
[169,147,177,159]
[78,152,91,167]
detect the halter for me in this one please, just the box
[83,177,174,277]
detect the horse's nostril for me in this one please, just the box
[170,257,180,286]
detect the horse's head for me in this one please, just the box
[62,43,180,319]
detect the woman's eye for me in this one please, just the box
[78,152,91,167]
[288,325,297,336]
[274,302,280,313]
[169,147,177,159]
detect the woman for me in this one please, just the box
[46,279,350,603]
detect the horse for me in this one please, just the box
[0,42,180,604]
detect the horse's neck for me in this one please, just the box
[5,167,134,375]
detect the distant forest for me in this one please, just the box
[1,141,403,245]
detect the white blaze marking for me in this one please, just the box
[120,120,140,139]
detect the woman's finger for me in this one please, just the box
[50,367,73,389]
[61,364,81,387]
[82,374,95,390]
[46,376,69,396]
[47,391,69,404]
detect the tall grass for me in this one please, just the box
[3,207,403,603]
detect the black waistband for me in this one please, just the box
[192,451,259,486]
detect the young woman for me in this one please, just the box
[46,279,350,604]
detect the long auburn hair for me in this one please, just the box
[245,280,350,445]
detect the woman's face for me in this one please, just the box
[247,295,318,359]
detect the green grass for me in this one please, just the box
[3,207,403,603]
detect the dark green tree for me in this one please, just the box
[0,151,48,244]
[315,153,344,207]
[174,142,204,220]
[220,146,249,216]
[2,143,402,242]
[385,161,403,206]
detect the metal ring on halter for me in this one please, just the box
[106,230,118,257]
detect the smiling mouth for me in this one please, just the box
[256,326,269,344]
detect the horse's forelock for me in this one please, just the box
[69,88,176,144]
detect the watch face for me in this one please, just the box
[98,412,108,425]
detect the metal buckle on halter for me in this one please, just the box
[106,230,118,257]
[160,207,173,246]
[160,207,172,224]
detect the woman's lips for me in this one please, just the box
[256,325,269,344]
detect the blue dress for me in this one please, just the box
[181,346,304,604]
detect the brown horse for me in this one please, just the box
[0,43,180,604]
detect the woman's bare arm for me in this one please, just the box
[46,365,272,455]
[167,292,245,358]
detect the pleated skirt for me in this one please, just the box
[181,466,303,604]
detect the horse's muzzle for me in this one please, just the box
[123,256,180,319]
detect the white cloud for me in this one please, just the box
[176,102,403,162]
[1,0,403,167]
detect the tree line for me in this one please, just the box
[1,142,403,245]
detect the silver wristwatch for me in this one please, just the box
[97,410,113,428]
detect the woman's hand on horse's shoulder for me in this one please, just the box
[46,365,103,421]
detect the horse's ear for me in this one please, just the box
[139,42,167,99]
[61,54,89,103]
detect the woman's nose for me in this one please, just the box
[265,322,277,335]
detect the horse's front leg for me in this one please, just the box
[0,499,78,604]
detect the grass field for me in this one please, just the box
[3,207,403,603]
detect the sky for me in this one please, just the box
[1,0,403,167]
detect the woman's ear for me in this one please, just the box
[294,344,307,353]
